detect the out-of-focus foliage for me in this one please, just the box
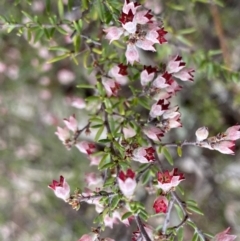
[0,0,240,241]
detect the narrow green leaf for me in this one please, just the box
[94,125,104,141]
[46,0,51,14]
[58,0,64,19]
[187,205,204,216]
[191,232,199,241]
[121,211,132,220]
[47,53,70,63]
[162,147,174,165]
[99,162,115,170]
[22,11,34,21]
[138,210,149,222]
[177,146,182,157]
[34,28,44,43]
[187,220,196,229]
[73,20,82,34]
[110,195,120,210]
[49,46,69,52]
[138,97,150,110]
[178,227,184,241]
[98,153,110,169]
[76,84,95,89]
[73,35,81,53]
[56,26,68,35]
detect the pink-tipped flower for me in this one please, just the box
[195,127,209,142]
[102,77,120,96]
[150,99,170,118]
[78,233,98,241]
[173,68,194,82]
[140,65,157,86]
[75,141,96,155]
[85,172,103,189]
[132,147,155,163]
[222,125,240,141]
[88,155,101,166]
[69,97,86,109]
[48,175,70,201]
[55,126,70,142]
[109,64,128,85]
[104,26,124,43]
[118,169,137,198]
[143,126,164,141]
[153,196,168,213]
[212,140,235,155]
[63,114,78,132]
[123,125,136,139]
[167,55,186,74]
[125,44,140,65]
[213,227,236,241]
[152,72,172,89]
[156,168,185,193]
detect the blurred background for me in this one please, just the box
[0,0,240,240]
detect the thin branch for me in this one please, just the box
[171,191,206,241]
[162,196,175,234]
[134,215,152,241]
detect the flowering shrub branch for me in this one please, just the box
[2,0,238,240]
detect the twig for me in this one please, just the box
[134,215,152,241]
[162,196,175,234]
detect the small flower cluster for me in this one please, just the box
[104,0,167,65]
[195,125,240,154]
[102,64,128,97]
[153,168,185,214]
[55,114,78,149]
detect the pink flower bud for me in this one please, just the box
[78,233,98,241]
[48,175,70,201]
[132,147,155,163]
[55,126,70,142]
[195,127,209,142]
[118,169,137,198]
[123,125,136,139]
[153,196,168,213]
[214,227,236,241]
[223,125,240,141]
[75,141,96,155]
[63,115,78,132]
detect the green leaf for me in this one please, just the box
[49,46,69,52]
[138,210,149,222]
[187,220,196,229]
[121,211,132,220]
[73,19,82,34]
[98,153,110,169]
[76,84,95,89]
[178,28,196,35]
[58,0,64,19]
[191,232,199,241]
[94,125,104,141]
[34,28,44,43]
[167,3,185,11]
[22,11,34,21]
[187,205,204,216]
[162,147,174,166]
[47,53,70,63]
[177,146,182,157]
[103,177,115,188]
[178,227,184,241]
[138,97,150,110]
[56,26,68,35]
[174,204,184,220]
[99,162,115,170]
[110,195,120,210]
